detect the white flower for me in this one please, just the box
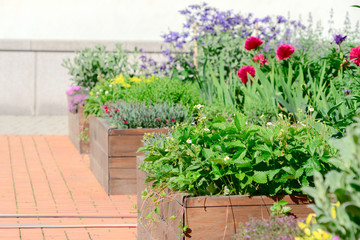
[203,128,210,132]
[260,114,264,118]
[299,122,306,127]
[105,91,109,95]
[109,84,112,88]
[224,156,230,162]
[165,149,169,152]
[96,91,100,95]
[278,113,283,118]
[201,116,207,120]
[100,89,103,92]
[308,106,314,112]
[194,104,204,110]
[266,122,273,126]
[186,139,192,144]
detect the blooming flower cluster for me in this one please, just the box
[237,36,295,84]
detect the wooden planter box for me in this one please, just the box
[68,101,89,154]
[89,117,167,195]
[137,156,313,240]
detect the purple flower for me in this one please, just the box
[277,16,287,23]
[66,86,81,96]
[68,94,87,113]
[344,89,352,96]
[333,34,347,45]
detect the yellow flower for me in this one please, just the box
[331,206,336,218]
[304,228,311,236]
[335,201,340,207]
[298,222,306,230]
[90,91,93,95]
[306,213,316,225]
[294,237,303,240]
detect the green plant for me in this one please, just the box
[102,100,190,129]
[303,120,360,240]
[121,76,202,107]
[62,44,136,89]
[83,75,129,117]
[270,200,292,217]
[79,127,89,142]
[139,111,336,196]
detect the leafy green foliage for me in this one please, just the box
[121,77,202,107]
[139,112,336,196]
[270,200,292,217]
[303,120,360,239]
[103,100,190,129]
[62,44,136,89]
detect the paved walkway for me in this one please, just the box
[0,135,136,240]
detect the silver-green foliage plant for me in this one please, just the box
[303,120,360,239]
[62,44,135,89]
[102,100,189,129]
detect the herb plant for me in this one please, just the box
[102,100,189,129]
[270,200,292,217]
[62,44,136,89]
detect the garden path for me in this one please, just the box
[0,135,136,240]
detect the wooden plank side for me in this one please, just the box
[109,168,136,179]
[89,117,109,194]
[110,157,136,168]
[110,179,137,195]
[109,134,144,157]
[68,111,80,151]
[186,195,312,208]
[78,104,90,153]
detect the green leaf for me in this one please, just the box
[253,171,268,184]
[268,169,280,181]
[278,200,287,205]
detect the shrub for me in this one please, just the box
[139,111,336,196]
[62,44,135,89]
[303,120,360,240]
[102,100,190,129]
[121,77,202,107]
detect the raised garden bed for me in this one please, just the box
[68,103,89,154]
[90,117,167,195]
[137,156,313,240]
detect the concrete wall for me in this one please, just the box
[0,40,164,115]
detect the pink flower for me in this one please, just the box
[252,54,268,65]
[170,118,175,122]
[237,66,256,84]
[244,36,263,51]
[276,43,295,60]
[124,120,128,124]
[350,46,360,66]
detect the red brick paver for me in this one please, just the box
[0,135,137,240]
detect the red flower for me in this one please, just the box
[276,43,295,60]
[350,46,360,66]
[165,120,169,123]
[124,120,128,124]
[170,118,175,122]
[252,54,268,65]
[155,118,160,122]
[244,36,263,51]
[237,66,256,84]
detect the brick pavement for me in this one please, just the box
[0,135,137,240]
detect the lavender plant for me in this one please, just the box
[102,100,190,129]
[234,216,305,240]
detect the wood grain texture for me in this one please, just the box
[67,97,89,154]
[110,179,137,195]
